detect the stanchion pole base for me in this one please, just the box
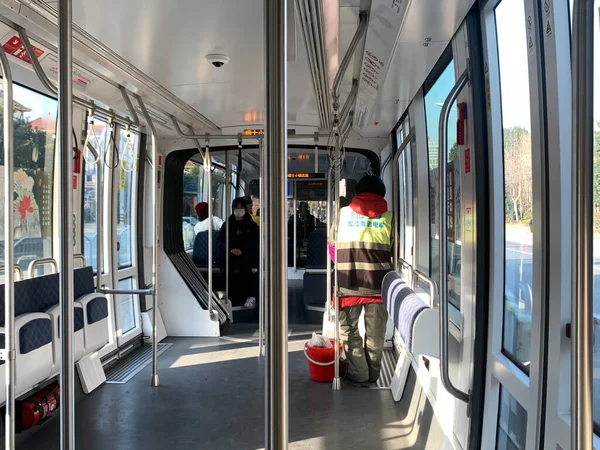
[151,375,159,387]
[332,377,342,391]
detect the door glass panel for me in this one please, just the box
[118,277,136,335]
[403,146,413,261]
[398,152,406,261]
[82,120,108,274]
[496,0,534,372]
[424,61,461,310]
[496,387,528,450]
[0,84,57,274]
[117,129,138,270]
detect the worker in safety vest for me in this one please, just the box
[329,175,393,386]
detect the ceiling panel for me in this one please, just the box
[70,0,319,129]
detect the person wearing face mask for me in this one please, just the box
[216,197,260,307]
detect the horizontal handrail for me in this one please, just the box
[27,258,58,278]
[18,27,138,129]
[332,12,368,111]
[0,265,23,281]
[412,269,438,308]
[97,286,154,295]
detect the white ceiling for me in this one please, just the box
[0,0,476,144]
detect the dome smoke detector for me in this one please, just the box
[206,54,230,68]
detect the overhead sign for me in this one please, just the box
[2,36,44,65]
[287,172,325,179]
[354,0,410,131]
[244,129,264,136]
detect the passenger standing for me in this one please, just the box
[217,197,260,307]
[243,195,261,226]
[329,175,393,385]
[194,201,225,233]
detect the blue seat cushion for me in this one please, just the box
[0,267,95,327]
[306,228,327,269]
[303,272,327,306]
[57,307,85,336]
[74,267,96,298]
[86,297,108,325]
[192,231,220,268]
[382,271,429,351]
[19,318,52,354]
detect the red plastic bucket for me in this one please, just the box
[304,340,345,382]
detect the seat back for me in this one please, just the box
[192,231,220,267]
[382,271,430,352]
[306,228,327,269]
[0,267,95,326]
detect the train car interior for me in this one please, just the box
[0,0,595,448]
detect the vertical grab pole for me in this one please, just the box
[293,198,297,271]
[136,96,159,387]
[1,43,16,450]
[264,0,288,446]
[392,150,399,272]
[332,140,341,391]
[326,167,332,321]
[258,137,265,357]
[225,149,231,316]
[572,0,594,447]
[205,137,213,317]
[58,0,75,446]
[96,118,104,289]
[437,70,470,404]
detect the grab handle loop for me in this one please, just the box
[104,118,119,169]
[82,111,101,165]
[121,127,136,173]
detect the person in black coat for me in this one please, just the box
[216,197,259,307]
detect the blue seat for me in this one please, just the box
[305,228,327,270]
[192,231,221,268]
[382,271,433,354]
[0,265,108,402]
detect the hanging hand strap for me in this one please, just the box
[104,118,119,169]
[82,112,101,165]
[120,126,136,173]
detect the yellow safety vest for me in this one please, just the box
[335,206,393,296]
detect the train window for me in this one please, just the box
[82,120,109,273]
[183,161,202,251]
[182,159,228,252]
[0,84,57,273]
[116,129,138,269]
[424,60,460,310]
[496,387,528,449]
[496,0,534,372]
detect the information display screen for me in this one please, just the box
[287,172,326,180]
[295,181,327,201]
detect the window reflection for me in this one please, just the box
[82,120,108,274]
[424,61,461,310]
[0,84,57,274]
[496,0,534,372]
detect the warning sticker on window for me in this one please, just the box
[2,36,44,64]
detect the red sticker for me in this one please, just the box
[465,148,471,174]
[2,36,44,64]
[72,175,77,190]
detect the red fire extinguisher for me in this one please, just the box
[20,384,60,431]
